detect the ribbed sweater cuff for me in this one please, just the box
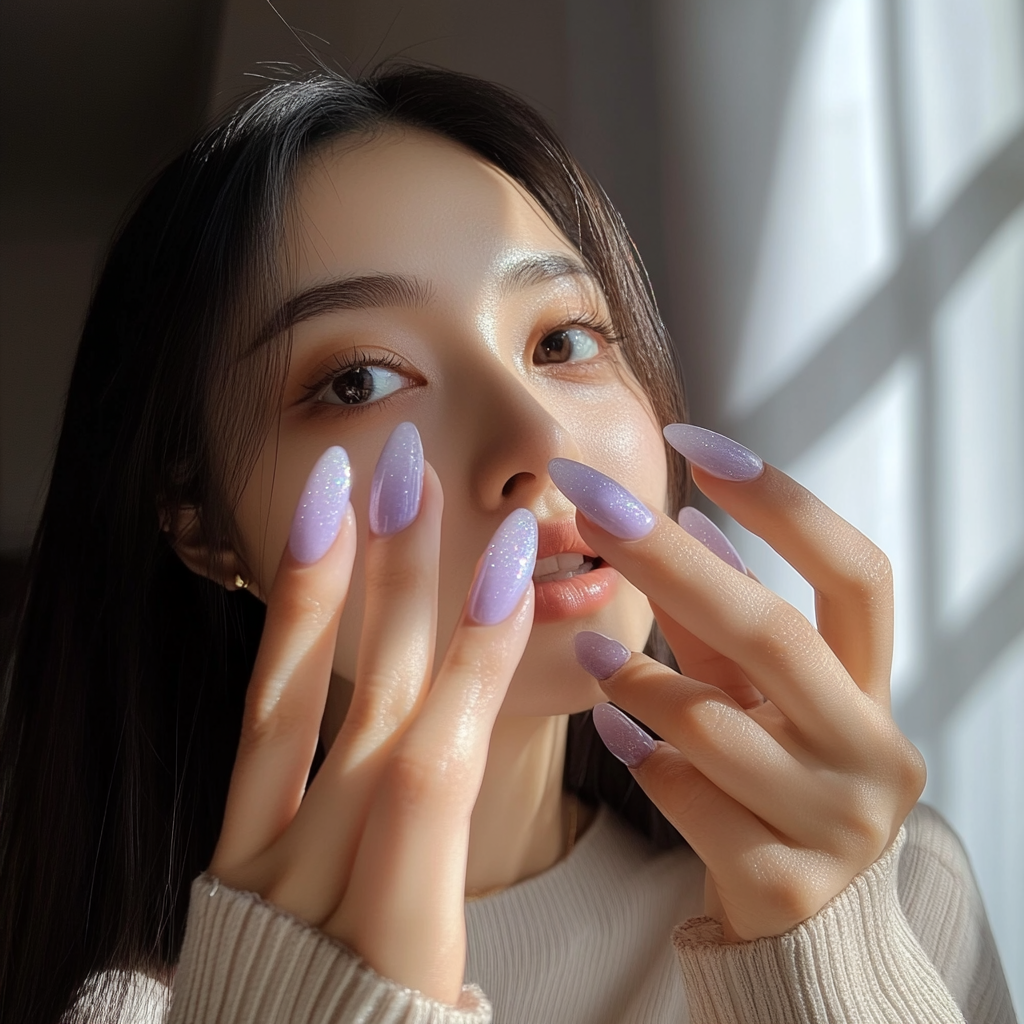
[169,875,491,1024]
[672,827,966,1024]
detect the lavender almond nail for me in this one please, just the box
[370,421,424,536]
[575,631,631,680]
[467,508,539,625]
[592,703,656,768]
[548,459,655,540]
[663,424,764,482]
[677,506,747,573]
[288,446,352,564]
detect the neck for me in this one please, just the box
[464,713,570,897]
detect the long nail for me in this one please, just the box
[575,631,631,680]
[369,422,424,536]
[663,424,764,482]
[548,459,655,540]
[592,704,656,768]
[288,446,352,564]
[467,508,539,625]
[677,507,746,573]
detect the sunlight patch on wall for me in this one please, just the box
[938,631,1024,1012]
[727,0,896,419]
[934,203,1024,629]
[901,0,1024,229]
[726,356,922,700]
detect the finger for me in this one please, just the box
[347,450,439,755]
[650,600,764,709]
[331,509,538,1002]
[663,509,763,706]
[214,446,355,870]
[665,425,894,700]
[587,702,786,936]
[549,458,862,746]
[693,463,893,700]
[620,736,843,940]
[276,460,442,918]
[592,652,860,844]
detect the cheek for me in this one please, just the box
[232,432,379,621]
[233,443,306,589]
[574,387,669,513]
[234,428,436,687]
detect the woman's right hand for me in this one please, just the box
[208,428,538,1007]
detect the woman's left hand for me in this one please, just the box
[550,435,927,942]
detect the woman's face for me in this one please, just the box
[233,129,668,718]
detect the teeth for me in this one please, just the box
[533,552,594,582]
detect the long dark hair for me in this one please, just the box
[0,64,688,1022]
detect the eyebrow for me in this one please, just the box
[255,251,598,347]
[254,274,432,348]
[494,251,596,298]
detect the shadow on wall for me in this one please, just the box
[654,0,1024,1004]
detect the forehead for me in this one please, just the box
[285,129,577,292]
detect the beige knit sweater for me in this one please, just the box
[85,804,1017,1023]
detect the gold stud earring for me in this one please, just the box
[233,574,249,591]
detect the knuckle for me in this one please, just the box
[382,750,437,810]
[353,668,422,733]
[239,691,303,750]
[759,867,822,925]
[673,688,735,744]
[834,544,893,601]
[342,689,406,742]
[275,588,334,631]
[382,746,472,816]
[657,760,715,820]
[440,644,513,705]
[743,599,813,670]
[859,715,928,802]
[830,793,890,859]
[861,545,893,588]
[366,557,428,598]
[894,738,928,803]
[442,642,487,679]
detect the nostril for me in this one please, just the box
[502,472,533,497]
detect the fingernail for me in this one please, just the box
[575,631,631,680]
[677,507,747,573]
[592,703,656,768]
[663,424,764,482]
[369,422,424,536]
[467,508,539,625]
[288,446,352,563]
[548,459,655,540]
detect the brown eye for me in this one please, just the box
[319,364,406,406]
[533,327,601,365]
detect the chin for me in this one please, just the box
[497,600,654,718]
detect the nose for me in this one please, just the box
[461,360,582,513]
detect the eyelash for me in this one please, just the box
[301,349,407,407]
[301,312,620,410]
[561,310,621,346]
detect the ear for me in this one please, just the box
[162,505,254,593]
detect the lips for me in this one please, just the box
[533,551,598,582]
[530,517,617,623]
[535,518,599,564]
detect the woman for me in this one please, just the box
[0,65,1013,1023]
